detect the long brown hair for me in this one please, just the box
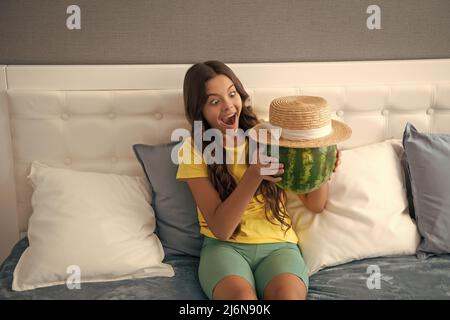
[183,60,291,239]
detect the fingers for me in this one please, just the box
[272,164,284,176]
[259,162,283,176]
[261,162,284,182]
[249,148,278,166]
[333,156,342,173]
[250,147,285,181]
[258,154,280,167]
[263,175,283,183]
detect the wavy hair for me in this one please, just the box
[183,60,291,239]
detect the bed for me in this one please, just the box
[1,60,450,299]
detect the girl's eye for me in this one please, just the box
[208,91,237,105]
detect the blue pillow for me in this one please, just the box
[402,122,450,259]
[400,151,416,220]
[133,142,203,257]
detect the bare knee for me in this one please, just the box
[213,275,257,300]
[270,287,307,300]
[263,273,307,300]
[232,289,258,300]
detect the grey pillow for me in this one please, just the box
[133,141,203,257]
[400,150,416,220]
[402,122,450,259]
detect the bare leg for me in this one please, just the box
[212,275,258,300]
[263,273,307,300]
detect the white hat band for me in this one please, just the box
[259,120,332,140]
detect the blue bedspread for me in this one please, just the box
[1,238,449,299]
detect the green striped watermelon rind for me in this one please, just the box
[265,144,337,194]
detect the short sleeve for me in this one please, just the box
[176,137,208,179]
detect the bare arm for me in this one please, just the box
[183,153,283,241]
[297,182,329,213]
[184,170,263,240]
[297,149,341,213]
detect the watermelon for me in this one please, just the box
[266,144,337,194]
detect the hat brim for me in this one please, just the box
[248,120,352,148]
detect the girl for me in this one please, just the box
[176,60,340,300]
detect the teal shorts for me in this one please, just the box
[198,237,309,299]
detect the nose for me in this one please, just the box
[222,96,235,112]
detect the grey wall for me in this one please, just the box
[0,0,449,64]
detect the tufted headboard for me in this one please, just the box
[1,59,450,261]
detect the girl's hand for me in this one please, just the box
[247,148,284,183]
[333,150,342,173]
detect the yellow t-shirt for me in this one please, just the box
[176,137,298,244]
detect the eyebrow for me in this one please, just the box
[206,84,235,98]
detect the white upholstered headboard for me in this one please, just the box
[1,59,450,261]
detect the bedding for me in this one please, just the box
[402,123,450,258]
[1,238,204,300]
[133,142,203,257]
[1,60,450,300]
[288,140,420,275]
[2,238,450,299]
[12,162,174,291]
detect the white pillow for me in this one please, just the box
[287,140,420,276]
[13,161,174,291]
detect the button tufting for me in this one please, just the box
[336,110,344,117]
[111,156,118,164]
[154,112,163,120]
[64,158,72,165]
[382,109,389,116]
[426,108,434,115]
[61,113,70,120]
[108,112,116,119]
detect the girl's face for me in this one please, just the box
[203,74,242,135]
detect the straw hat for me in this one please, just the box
[248,96,352,148]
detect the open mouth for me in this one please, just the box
[219,113,237,128]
